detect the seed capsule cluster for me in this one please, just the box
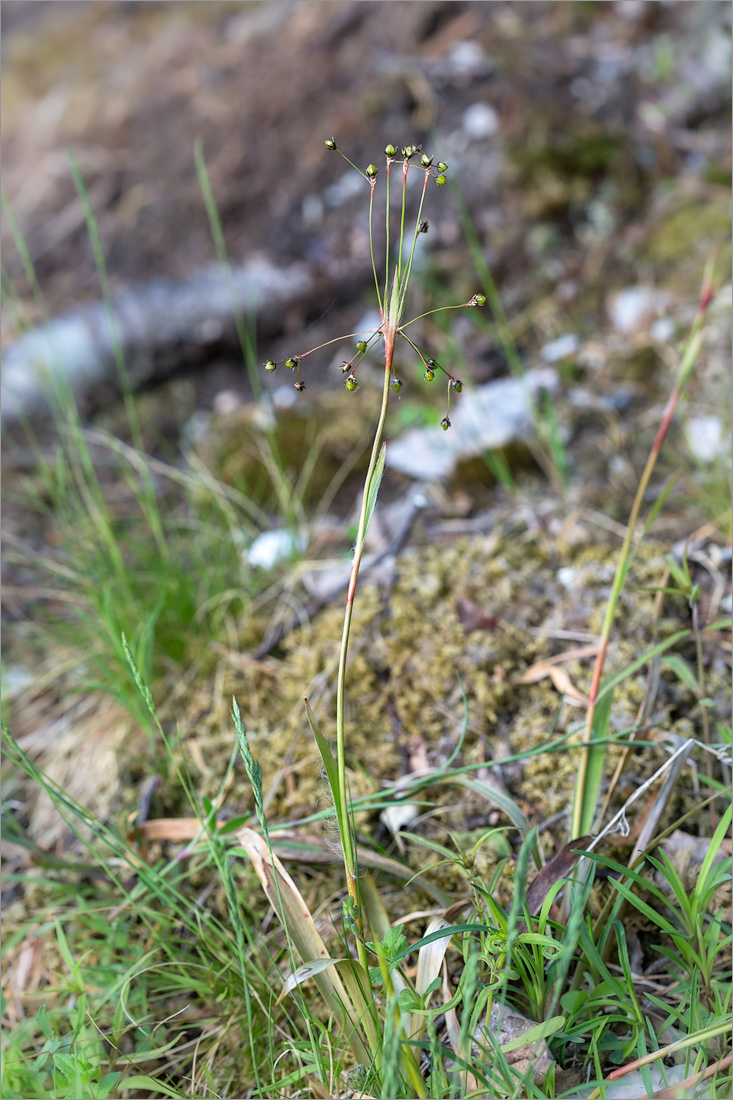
[261,141,487,412]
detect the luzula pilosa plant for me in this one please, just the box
[250,144,485,980]
[268,141,486,947]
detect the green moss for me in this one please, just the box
[167,518,712,890]
[646,200,731,267]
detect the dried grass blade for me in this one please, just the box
[236,826,372,1064]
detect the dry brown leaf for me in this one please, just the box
[547,664,589,705]
[515,644,598,704]
[455,596,497,635]
[525,836,593,916]
[516,644,599,683]
[135,817,206,842]
[236,826,373,1065]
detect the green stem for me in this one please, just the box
[398,171,430,318]
[570,318,707,839]
[336,330,394,957]
[368,182,383,314]
[385,161,391,305]
[298,329,382,360]
[400,301,469,328]
[397,164,407,283]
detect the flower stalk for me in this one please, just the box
[268,140,486,957]
[570,265,716,841]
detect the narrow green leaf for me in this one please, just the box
[37,1004,53,1039]
[574,685,613,836]
[54,921,75,972]
[705,617,733,632]
[610,879,678,933]
[96,1072,122,1097]
[116,1075,185,1099]
[500,1015,565,1053]
[595,630,689,704]
[660,654,700,695]
[696,802,733,896]
[304,699,343,821]
[362,441,386,548]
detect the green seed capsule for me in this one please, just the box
[452,379,463,393]
[435,174,447,186]
[437,161,448,173]
[285,357,299,369]
[355,340,367,352]
[420,154,433,167]
[441,416,451,431]
[264,360,277,372]
[472,293,487,306]
[325,138,337,150]
[366,163,378,178]
[345,376,358,391]
[402,145,413,158]
[391,378,403,392]
[424,368,435,382]
[385,143,396,157]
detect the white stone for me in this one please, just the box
[462,102,500,140]
[246,528,306,570]
[448,40,489,76]
[540,333,580,362]
[650,317,675,342]
[607,286,669,332]
[684,415,727,463]
[386,369,559,481]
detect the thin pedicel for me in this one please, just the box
[264,139,485,426]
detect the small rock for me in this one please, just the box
[324,170,363,208]
[650,317,675,343]
[246,529,306,570]
[684,415,726,463]
[607,286,670,333]
[380,801,419,837]
[540,333,580,363]
[387,369,559,481]
[448,40,493,77]
[212,389,243,415]
[567,1062,711,1099]
[475,1002,554,1087]
[462,102,500,140]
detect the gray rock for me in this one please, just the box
[2,259,313,424]
[386,368,559,480]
